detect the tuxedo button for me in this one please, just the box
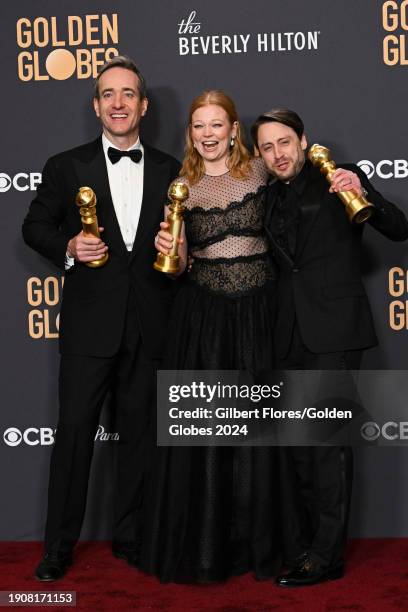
[293,267,299,273]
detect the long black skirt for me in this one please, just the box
[138,279,281,583]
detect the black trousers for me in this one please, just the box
[44,294,157,555]
[278,321,362,568]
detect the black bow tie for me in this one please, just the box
[108,147,143,164]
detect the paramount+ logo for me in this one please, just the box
[16,14,119,82]
[357,159,408,180]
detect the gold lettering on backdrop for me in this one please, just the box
[16,14,119,81]
[101,14,119,44]
[382,1,408,65]
[68,16,83,45]
[27,276,64,339]
[388,267,408,330]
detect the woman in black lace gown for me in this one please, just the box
[138,91,280,583]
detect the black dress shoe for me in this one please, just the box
[276,554,344,587]
[35,553,72,582]
[112,547,139,567]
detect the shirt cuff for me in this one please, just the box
[65,252,75,270]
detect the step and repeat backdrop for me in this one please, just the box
[1,0,408,540]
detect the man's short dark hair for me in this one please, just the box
[93,55,147,100]
[251,108,304,145]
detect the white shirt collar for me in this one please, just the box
[102,133,144,155]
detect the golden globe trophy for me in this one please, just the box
[308,144,374,224]
[154,180,189,274]
[75,186,109,268]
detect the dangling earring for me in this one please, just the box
[230,137,235,147]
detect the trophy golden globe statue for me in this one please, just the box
[154,180,189,274]
[308,144,374,224]
[75,186,109,268]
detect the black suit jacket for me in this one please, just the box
[265,161,408,357]
[22,136,181,358]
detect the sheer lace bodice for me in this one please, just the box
[182,158,274,296]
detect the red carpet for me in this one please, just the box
[1,540,408,611]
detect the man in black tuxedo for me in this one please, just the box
[251,109,408,587]
[22,56,180,581]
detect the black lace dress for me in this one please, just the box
[139,158,280,582]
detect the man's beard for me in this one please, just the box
[280,155,305,182]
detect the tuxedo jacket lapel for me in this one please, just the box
[265,181,294,266]
[265,180,279,228]
[130,144,167,260]
[73,137,127,256]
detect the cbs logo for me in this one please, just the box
[357,159,408,180]
[0,172,41,193]
[3,427,55,446]
[360,421,381,441]
[361,421,408,441]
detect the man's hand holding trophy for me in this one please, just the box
[154,180,189,274]
[67,186,109,267]
[308,144,374,224]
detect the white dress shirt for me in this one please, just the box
[102,133,144,251]
[65,134,144,268]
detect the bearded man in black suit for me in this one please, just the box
[251,109,408,587]
[23,55,180,581]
